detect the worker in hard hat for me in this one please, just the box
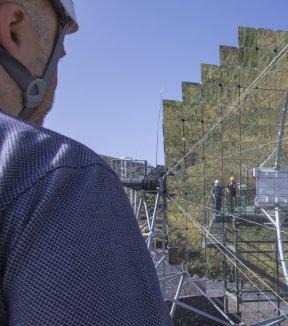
[0,1,172,325]
[226,176,237,213]
[212,180,223,215]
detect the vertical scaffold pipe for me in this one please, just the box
[147,191,161,251]
[275,207,288,286]
[274,87,288,170]
[170,269,185,317]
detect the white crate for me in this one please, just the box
[253,167,288,208]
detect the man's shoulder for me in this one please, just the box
[0,112,113,208]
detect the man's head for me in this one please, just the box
[0,0,77,125]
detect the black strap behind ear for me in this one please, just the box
[0,46,35,91]
[43,24,68,89]
[0,24,68,120]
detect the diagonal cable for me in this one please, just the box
[166,43,288,175]
[176,196,288,236]
[169,196,288,317]
[172,137,288,177]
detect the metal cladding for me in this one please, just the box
[163,27,288,264]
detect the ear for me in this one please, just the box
[0,2,43,74]
[0,3,30,60]
[0,2,40,74]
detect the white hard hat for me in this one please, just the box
[215,180,220,184]
[50,0,79,34]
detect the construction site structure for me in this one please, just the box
[163,27,288,325]
[119,158,237,325]
[103,27,288,324]
[102,155,153,206]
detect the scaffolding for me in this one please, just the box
[163,27,288,324]
[121,161,240,324]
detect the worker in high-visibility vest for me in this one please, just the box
[226,176,237,213]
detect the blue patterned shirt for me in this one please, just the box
[0,112,172,326]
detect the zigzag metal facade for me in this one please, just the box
[163,27,288,323]
[164,27,288,195]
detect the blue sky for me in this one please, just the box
[45,0,288,165]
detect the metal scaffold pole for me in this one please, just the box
[275,207,288,286]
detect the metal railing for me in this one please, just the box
[211,187,257,216]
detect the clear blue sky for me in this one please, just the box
[45,0,288,165]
